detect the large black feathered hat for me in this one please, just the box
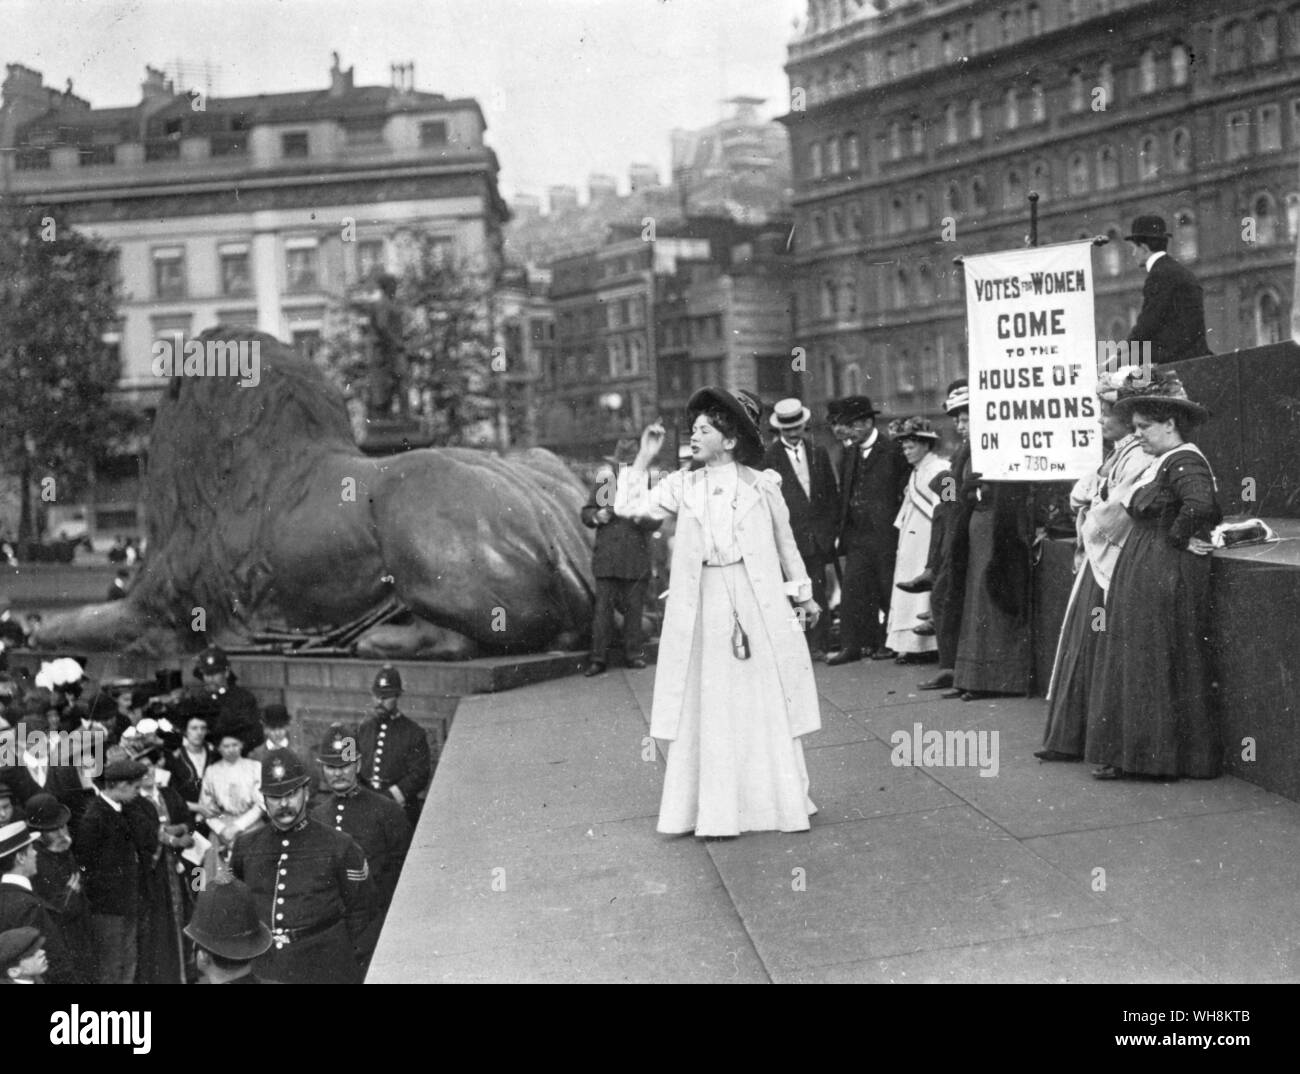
[686,386,765,465]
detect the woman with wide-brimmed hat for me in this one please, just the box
[884,417,949,661]
[1084,370,1222,780]
[1036,367,1156,762]
[614,386,822,836]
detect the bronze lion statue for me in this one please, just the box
[35,328,595,658]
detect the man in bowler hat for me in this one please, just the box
[1125,214,1210,365]
[582,439,663,676]
[764,398,839,659]
[184,873,273,984]
[827,396,909,664]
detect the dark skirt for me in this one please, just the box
[1084,522,1220,777]
[954,509,1031,694]
[1041,561,1105,756]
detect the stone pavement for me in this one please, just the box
[368,658,1300,984]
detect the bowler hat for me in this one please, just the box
[372,664,403,698]
[261,748,311,796]
[183,874,273,962]
[1125,214,1171,242]
[23,793,70,832]
[769,397,812,430]
[835,396,878,423]
[0,820,39,858]
[318,724,358,766]
[261,704,290,731]
[0,926,44,972]
[687,386,765,465]
[1112,369,1209,424]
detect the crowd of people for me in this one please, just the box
[0,648,430,984]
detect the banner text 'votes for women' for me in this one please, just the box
[964,241,1102,481]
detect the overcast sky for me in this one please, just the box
[8,0,808,204]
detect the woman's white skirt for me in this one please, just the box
[657,563,817,836]
[885,507,937,655]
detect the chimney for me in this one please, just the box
[139,65,175,118]
[1,64,53,147]
[390,61,415,95]
[329,51,354,96]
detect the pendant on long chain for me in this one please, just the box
[731,613,750,660]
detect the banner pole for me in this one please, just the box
[1026,192,1039,696]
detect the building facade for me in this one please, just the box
[784,0,1300,422]
[1,55,508,535]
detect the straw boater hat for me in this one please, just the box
[0,820,39,859]
[769,397,812,430]
[1112,368,1209,424]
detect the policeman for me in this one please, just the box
[183,873,272,984]
[312,724,411,912]
[356,666,430,831]
[230,749,374,984]
[188,647,261,754]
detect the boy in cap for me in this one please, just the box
[0,926,47,983]
[27,792,97,983]
[184,873,273,984]
[0,819,77,982]
[76,749,147,983]
[357,666,430,831]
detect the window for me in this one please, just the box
[1287,192,1300,240]
[971,174,988,213]
[813,213,827,245]
[821,279,837,318]
[1030,159,1050,200]
[1290,5,1300,55]
[153,248,186,300]
[1028,3,1041,34]
[811,142,824,178]
[1098,62,1115,106]
[1065,0,1079,23]
[850,204,865,238]
[944,180,965,216]
[628,336,644,373]
[844,364,861,395]
[344,117,386,147]
[1253,193,1278,244]
[910,115,925,155]
[908,42,919,72]
[911,190,929,229]
[885,49,898,79]
[285,240,319,291]
[1292,99,1300,143]
[357,239,385,281]
[830,208,843,241]
[889,121,902,160]
[1030,83,1045,123]
[828,136,842,174]
[894,269,909,309]
[606,340,621,376]
[889,195,907,234]
[842,280,858,317]
[917,263,933,305]
[1171,43,1190,86]
[281,131,309,158]
[1257,290,1285,345]
[1068,152,1088,194]
[1097,145,1119,189]
[1139,48,1158,93]
[1257,12,1280,62]
[219,245,250,296]
[1003,168,1024,209]
[1103,227,1123,276]
[941,30,957,64]
[1001,9,1014,45]
[1069,69,1085,112]
[970,99,983,138]
[1170,127,1191,172]
[965,21,978,55]
[1174,209,1198,261]
[1223,20,1246,71]
[1259,104,1282,152]
[846,133,860,171]
[420,120,448,147]
[1138,135,1160,181]
[1226,110,1250,160]
[945,102,959,145]
[1005,87,1020,130]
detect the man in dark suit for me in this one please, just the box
[0,820,78,983]
[1125,214,1211,365]
[827,396,909,665]
[763,398,839,660]
[581,439,663,676]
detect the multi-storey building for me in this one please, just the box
[540,217,795,460]
[1,55,508,535]
[496,262,555,449]
[783,0,1300,423]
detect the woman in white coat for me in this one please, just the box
[884,417,949,661]
[615,387,823,837]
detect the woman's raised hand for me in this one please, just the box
[639,421,666,462]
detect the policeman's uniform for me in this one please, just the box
[356,666,431,830]
[189,647,262,754]
[230,750,374,985]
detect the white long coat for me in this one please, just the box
[617,464,821,742]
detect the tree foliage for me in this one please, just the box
[0,201,126,539]
[318,229,500,447]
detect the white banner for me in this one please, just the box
[965,241,1101,481]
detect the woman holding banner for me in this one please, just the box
[1036,369,1155,761]
[884,418,948,661]
[1085,371,1222,780]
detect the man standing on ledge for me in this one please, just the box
[1125,214,1211,364]
[357,666,431,831]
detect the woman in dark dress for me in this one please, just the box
[1085,372,1222,779]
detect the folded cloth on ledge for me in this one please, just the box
[1211,519,1278,549]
